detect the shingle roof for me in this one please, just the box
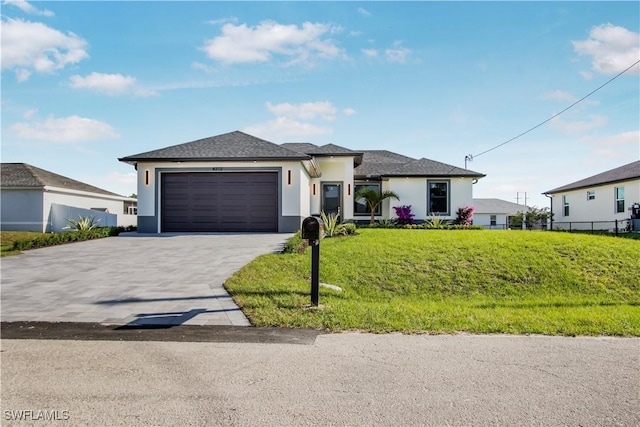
[119,131,310,164]
[281,142,360,156]
[355,151,484,178]
[1,163,125,197]
[544,161,640,194]
[472,198,530,214]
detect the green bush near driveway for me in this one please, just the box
[225,229,640,336]
[1,228,123,256]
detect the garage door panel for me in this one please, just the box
[161,172,278,232]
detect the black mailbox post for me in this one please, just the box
[302,216,322,306]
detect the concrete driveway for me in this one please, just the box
[0,233,292,326]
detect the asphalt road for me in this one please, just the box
[2,331,638,426]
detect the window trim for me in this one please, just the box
[586,190,595,201]
[490,215,497,226]
[615,186,625,213]
[562,195,569,217]
[353,182,382,217]
[427,179,451,216]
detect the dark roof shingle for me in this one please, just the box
[119,131,309,163]
[1,163,125,197]
[544,161,640,194]
[355,151,484,178]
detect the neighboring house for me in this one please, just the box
[472,198,530,229]
[119,131,484,233]
[543,160,640,226]
[0,163,137,232]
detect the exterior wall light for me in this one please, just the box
[145,170,151,186]
[287,169,292,185]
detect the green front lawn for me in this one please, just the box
[225,229,640,336]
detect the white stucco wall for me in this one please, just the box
[135,160,306,231]
[386,177,475,221]
[473,213,510,228]
[550,179,640,224]
[312,157,355,220]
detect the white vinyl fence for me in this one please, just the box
[49,203,117,233]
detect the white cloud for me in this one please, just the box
[191,61,217,73]
[362,48,378,57]
[542,90,599,106]
[105,171,137,186]
[1,18,88,81]
[385,41,411,63]
[206,17,238,26]
[343,108,356,116]
[243,117,332,139]
[3,0,54,17]
[266,101,338,120]
[550,114,608,134]
[543,90,577,103]
[357,7,371,17]
[201,20,345,65]
[15,68,31,82]
[572,24,640,75]
[69,72,157,97]
[10,115,119,142]
[582,130,640,147]
[22,108,37,119]
[349,31,362,37]
[579,70,593,80]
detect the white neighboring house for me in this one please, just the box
[472,198,530,229]
[119,131,485,233]
[0,163,137,232]
[543,161,640,229]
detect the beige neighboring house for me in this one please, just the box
[543,160,640,228]
[472,198,530,229]
[0,163,137,232]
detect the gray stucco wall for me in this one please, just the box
[0,189,44,232]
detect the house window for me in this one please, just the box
[562,195,569,217]
[490,215,497,226]
[354,183,382,216]
[427,180,450,215]
[587,190,595,201]
[615,187,625,213]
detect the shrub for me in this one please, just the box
[454,206,474,227]
[425,215,447,229]
[12,227,120,251]
[393,205,415,225]
[343,223,357,235]
[282,230,308,254]
[321,211,347,237]
[376,218,397,228]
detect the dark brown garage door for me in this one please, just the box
[161,172,278,232]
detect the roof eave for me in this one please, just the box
[543,176,639,194]
[118,155,311,163]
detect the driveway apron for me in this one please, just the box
[0,233,291,326]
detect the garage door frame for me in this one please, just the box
[157,167,282,233]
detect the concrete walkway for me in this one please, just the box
[0,233,292,326]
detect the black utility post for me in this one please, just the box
[302,216,323,306]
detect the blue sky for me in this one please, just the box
[2,1,639,209]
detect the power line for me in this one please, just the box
[472,59,640,160]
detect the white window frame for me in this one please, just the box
[615,187,625,213]
[562,195,569,217]
[587,190,595,201]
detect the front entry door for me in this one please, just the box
[322,183,342,219]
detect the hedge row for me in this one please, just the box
[12,227,122,251]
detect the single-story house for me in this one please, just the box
[472,198,530,229]
[543,160,640,226]
[119,130,485,233]
[0,163,137,232]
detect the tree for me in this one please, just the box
[355,187,400,225]
[509,207,553,230]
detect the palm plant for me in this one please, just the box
[64,215,101,231]
[355,187,400,225]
